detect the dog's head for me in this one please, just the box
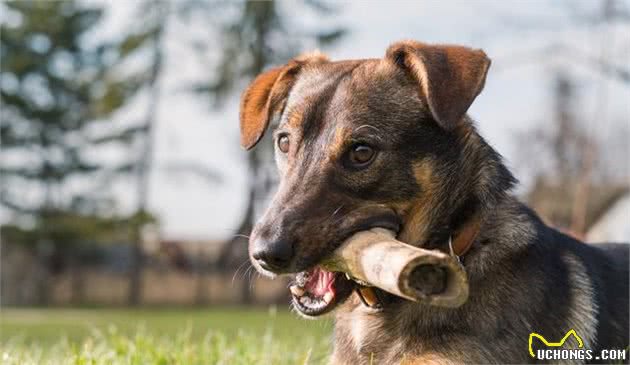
[241,41,491,317]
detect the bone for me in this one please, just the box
[320,228,469,308]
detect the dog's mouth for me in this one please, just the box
[289,213,401,317]
[254,209,399,317]
[289,267,354,317]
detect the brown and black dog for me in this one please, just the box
[240,40,629,364]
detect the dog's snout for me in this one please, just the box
[251,238,294,272]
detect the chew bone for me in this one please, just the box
[321,228,469,307]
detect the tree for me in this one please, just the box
[0,1,155,303]
[521,70,629,236]
[504,0,630,236]
[118,0,170,306]
[180,0,346,302]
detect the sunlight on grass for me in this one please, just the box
[0,308,333,365]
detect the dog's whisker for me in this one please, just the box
[237,265,253,285]
[331,205,386,225]
[244,265,254,279]
[247,267,261,292]
[353,124,380,133]
[249,275,257,292]
[330,204,344,220]
[232,259,253,286]
[331,214,347,225]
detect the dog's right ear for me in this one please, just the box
[240,52,328,150]
[240,65,295,150]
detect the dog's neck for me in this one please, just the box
[407,119,516,252]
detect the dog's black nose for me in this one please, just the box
[251,239,294,272]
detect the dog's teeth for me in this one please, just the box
[323,292,334,303]
[290,285,305,297]
[300,296,311,306]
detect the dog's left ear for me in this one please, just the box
[386,41,491,131]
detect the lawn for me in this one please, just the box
[0,307,333,365]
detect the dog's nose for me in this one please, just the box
[251,239,294,272]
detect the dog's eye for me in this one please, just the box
[347,143,376,167]
[277,135,290,153]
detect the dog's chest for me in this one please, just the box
[333,304,426,365]
[332,302,491,365]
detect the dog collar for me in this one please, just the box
[449,214,482,260]
[354,215,482,309]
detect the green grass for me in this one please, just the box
[0,307,333,365]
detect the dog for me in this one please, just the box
[240,40,629,364]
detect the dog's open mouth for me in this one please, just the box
[288,216,401,317]
[289,267,354,317]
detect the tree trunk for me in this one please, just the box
[128,3,166,306]
[128,229,144,306]
[34,241,52,305]
[70,253,85,305]
[194,242,209,305]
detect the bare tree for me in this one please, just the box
[119,0,170,305]
[506,0,630,236]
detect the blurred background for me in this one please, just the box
[0,0,628,359]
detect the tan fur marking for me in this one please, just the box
[396,159,439,245]
[287,108,305,128]
[328,126,349,161]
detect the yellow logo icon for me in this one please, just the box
[528,329,584,358]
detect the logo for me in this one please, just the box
[529,329,627,362]
[528,329,583,358]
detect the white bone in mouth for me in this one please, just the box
[320,228,470,308]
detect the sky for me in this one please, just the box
[125,0,630,240]
[6,1,628,240]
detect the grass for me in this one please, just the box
[0,307,333,365]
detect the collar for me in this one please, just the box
[355,215,482,309]
[449,214,481,259]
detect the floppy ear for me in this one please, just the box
[240,52,329,150]
[385,40,491,130]
[240,65,296,150]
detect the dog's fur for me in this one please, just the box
[241,41,629,364]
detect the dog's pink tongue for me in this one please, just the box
[306,267,336,297]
